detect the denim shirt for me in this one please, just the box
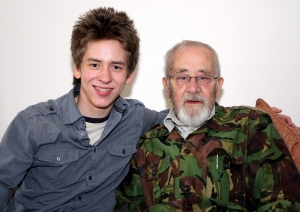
[0,85,167,211]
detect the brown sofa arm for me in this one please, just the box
[255,98,300,172]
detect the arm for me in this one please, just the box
[256,98,298,129]
[141,108,168,134]
[256,98,300,172]
[116,153,146,212]
[0,111,33,209]
[250,114,300,211]
[271,106,298,129]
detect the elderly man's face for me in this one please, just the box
[163,45,223,127]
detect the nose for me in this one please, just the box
[186,77,201,94]
[97,66,112,83]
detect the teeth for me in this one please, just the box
[96,87,111,92]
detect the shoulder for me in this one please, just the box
[141,125,169,139]
[21,93,68,119]
[124,98,145,108]
[216,104,268,117]
[214,104,271,125]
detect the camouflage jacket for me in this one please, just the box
[116,105,300,212]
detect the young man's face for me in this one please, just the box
[74,39,133,118]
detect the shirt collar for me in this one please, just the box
[62,84,82,124]
[62,84,129,124]
[164,105,215,138]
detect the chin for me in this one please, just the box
[185,104,204,114]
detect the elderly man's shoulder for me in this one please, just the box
[141,124,169,139]
[214,104,270,123]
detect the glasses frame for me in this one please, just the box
[167,73,219,86]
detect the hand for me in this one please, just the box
[271,107,298,129]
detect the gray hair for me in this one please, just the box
[164,40,221,77]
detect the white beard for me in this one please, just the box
[176,94,213,128]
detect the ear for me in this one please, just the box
[216,77,224,95]
[73,64,81,79]
[162,77,171,99]
[125,72,134,84]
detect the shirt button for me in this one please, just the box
[80,132,85,137]
[56,157,60,161]
[89,176,92,180]
[184,149,191,154]
[183,203,193,210]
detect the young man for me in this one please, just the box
[116,40,300,211]
[0,7,167,211]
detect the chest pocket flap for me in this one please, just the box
[108,145,137,157]
[36,148,79,164]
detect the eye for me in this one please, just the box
[90,63,99,68]
[177,75,189,81]
[198,75,210,81]
[112,65,121,70]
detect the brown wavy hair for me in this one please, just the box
[71,7,140,85]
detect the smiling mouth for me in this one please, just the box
[93,86,114,96]
[95,86,112,93]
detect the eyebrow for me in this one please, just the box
[86,58,126,65]
[174,69,209,74]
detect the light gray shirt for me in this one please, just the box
[164,107,215,138]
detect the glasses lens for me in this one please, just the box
[174,74,190,84]
[197,75,213,85]
[171,74,215,85]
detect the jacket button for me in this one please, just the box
[183,185,191,192]
[183,203,193,210]
[223,163,230,169]
[184,149,190,154]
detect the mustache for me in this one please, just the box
[181,94,206,103]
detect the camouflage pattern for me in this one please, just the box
[116,105,300,212]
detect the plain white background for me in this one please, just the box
[1,0,300,137]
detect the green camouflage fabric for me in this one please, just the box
[116,105,300,212]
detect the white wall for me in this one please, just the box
[1,0,300,137]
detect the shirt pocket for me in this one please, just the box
[34,147,79,186]
[107,144,137,170]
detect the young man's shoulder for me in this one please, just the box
[21,93,69,119]
[122,98,145,108]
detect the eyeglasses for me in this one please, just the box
[167,73,219,86]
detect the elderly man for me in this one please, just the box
[116,40,300,211]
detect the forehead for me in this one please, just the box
[84,40,127,59]
[172,45,214,74]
